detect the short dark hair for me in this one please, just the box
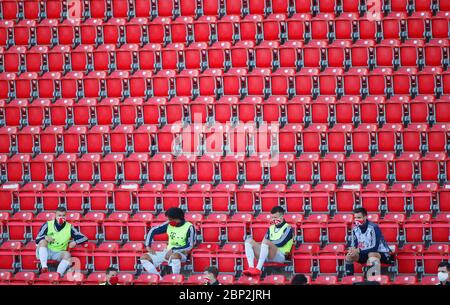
[204,266,219,278]
[165,207,185,221]
[106,267,118,274]
[270,206,285,215]
[291,274,308,285]
[438,261,450,271]
[353,207,367,216]
[56,207,67,213]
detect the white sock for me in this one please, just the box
[141,259,159,275]
[245,242,255,268]
[170,259,181,274]
[38,247,48,268]
[57,259,71,276]
[256,243,269,270]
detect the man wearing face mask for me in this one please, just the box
[437,262,450,285]
[35,207,88,276]
[140,207,195,277]
[345,208,392,276]
[100,267,119,285]
[243,206,293,277]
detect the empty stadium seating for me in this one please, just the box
[0,0,449,286]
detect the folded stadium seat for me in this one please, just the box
[334,184,359,213]
[293,244,320,274]
[125,18,149,45]
[263,14,286,42]
[59,273,85,286]
[327,124,352,153]
[115,44,139,71]
[13,20,35,46]
[335,13,358,39]
[431,213,450,243]
[382,12,406,40]
[37,72,61,100]
[438,184,450,212]
[317,244,345,274]
[304,41,328,68]
[396,243,424,275]
[123,153,148,183]
[192,16,215,43]
[102,18,126,46]
[191,246,216,273]
[431,12,450,39]
[203,42,230,70]
[401,123,426,153]
[60,71,82,98]
[421,276,440,285]
[185,274,207,285]
[3,99,27,127]
[408,95,433,125]
[0,241,21,271]
[83,71,106,99]
[423,244,449,275]
[326,210,349,240]
[18,242,39,270]
[175,70,199,99]
[427,123,449,152]
[26,46,48,73]
[74,154,98,182]
[376,124,402,154]
[411,183,438,214]
[310,13,335,41]
[102,212,130,242]
[47,45,72,74]
[386,183,414,213]
[78,212,105,241]
[34,19,57,47]
[127,212,152,241]
[435,96,450,123]
[10,272,36,285]
[42,183,68,212]
[115,183,140,212]
[358,16,378,40]
[160,274,184,285]
[360,183,387,213]
[352,124,377,153]
[136,45,159,72]
[340,275,365,284]
[171,17,194,44]
[93,44,116,72]
[65,183,91,212]
[0,126,17,155]
[216,15,239,43]
[139,98,165,126]
[311,96,336,124]
[29,154,53,182]
[345,154,370,183]
[152,69,177,98]
[84,272,107,285]
[133,273,160,285]
[99,153,123,182]
[286,13,310,41]
[193,155,217,183]
[403,213,431,245]
[6,154,29,182]
[314,273,341,285]
[200,213,227,243]
[0,271,12,284]
[377,214,403,244]
[301,214,329,245]
[62,126,86,154]
[210,183,236,213]
[15,72,38,99]
[52,154,76,182]
[236,276,260,285]
[292,68,317,97]
[233,184,260,213]
[160,43,184,71]
[34,272,61,285]
[399,39,424,68]
[0,73,14,100]
[16,183,43,212]
[186,184,211,212]
[319,154,343,184]
[146,153,171,183]
[368,67,392,96]
[79,18,103,46]
[184,42,207,70]
[421,153,446,182]
[162,183,188,211]
[92,242,120,271]
[277,125,301,154]
[70,45,92,73]
[88,183,114,212]
[424,39,448,67]
[366,275,390,285]
[238,15,260,42]
[284,184,310,213]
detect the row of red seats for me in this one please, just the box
[1,12,450,47]
[0,122,448,156]
[2,67,450,100]
[2,0,449,21]
[2,39,449,74]
[0,181,449,214]
[1,96,449,128]
[0,271,441,285]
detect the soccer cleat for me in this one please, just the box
[243,267,262,276]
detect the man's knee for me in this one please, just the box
[367,253,381,264]
[368,252,381,259]
[38,240,48,247]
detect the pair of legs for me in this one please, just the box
[37,240,72,276]
[140,250,186,276]
[244,238,285,271]
[345,250,383,276]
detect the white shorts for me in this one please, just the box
[145,250,187,268]
[266,250,287,264]
[35,248,67,261]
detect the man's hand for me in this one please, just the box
[45,236,55,243]
[146,247,155,255]
[68,241,77,249]
[347,247,359,256]
[164,249,173,260]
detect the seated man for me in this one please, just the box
[36,207,88,276]
[243,206,294,277]
[100,267,119,285]
[345,207,393,276]
[437,262,450,286]
[203,266,221,285]
[140,207,195,277]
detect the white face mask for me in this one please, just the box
[438,272,449,282]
